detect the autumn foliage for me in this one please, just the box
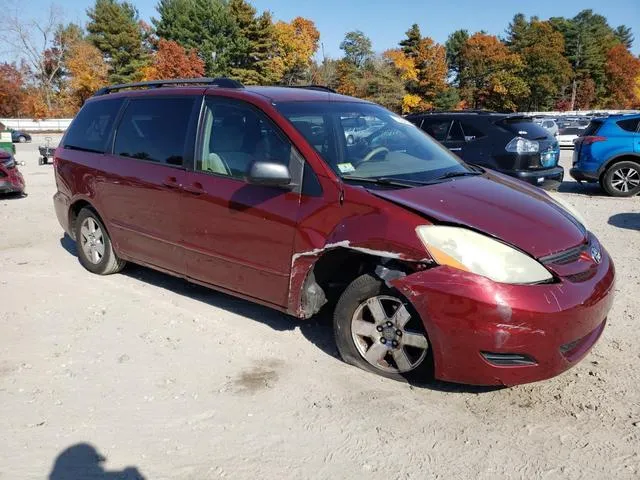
[142,39,205,80]
[604,44,640,108]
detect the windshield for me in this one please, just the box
[276,102,472,183]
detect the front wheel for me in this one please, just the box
[334,274,432,382]
[602,161,640,197]
[75,208,126,275]
[18,136,27,143]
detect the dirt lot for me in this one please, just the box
[1,136,639,479]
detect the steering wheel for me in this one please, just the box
[361,146,390,163]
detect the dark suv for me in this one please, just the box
[53,78,614,387]
[406,112,563,187]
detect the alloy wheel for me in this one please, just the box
[351,295,428,374]
[80,217,105,264]
[611,167,640,193]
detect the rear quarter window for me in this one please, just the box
[616,118,640,132]
[420,120,451,141]
[582,121,602,136]
[63,99,124,153]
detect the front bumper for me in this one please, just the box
[392,248,615,386]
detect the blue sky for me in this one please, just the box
[6,0,640,62]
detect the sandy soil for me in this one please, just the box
[1,137,639,479]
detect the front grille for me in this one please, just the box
[540,243,587,265]
[481,352,537,366]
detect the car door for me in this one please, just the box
[97,94,199,275]
[181,96,303,307]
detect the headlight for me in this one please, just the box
[1,156,15,169]
[548,194,587,229]
[505,136,539,154]
[416,226,553,284]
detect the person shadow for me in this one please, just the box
[49,443,145,479]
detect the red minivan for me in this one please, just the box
[53,78,615,386]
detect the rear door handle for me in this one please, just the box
[163,176,181,188]
[450,147,463,152]
[183,182,205,195]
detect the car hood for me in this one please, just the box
[370,172,586,258]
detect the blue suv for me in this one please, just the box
[571,114,640,197]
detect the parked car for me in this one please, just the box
[0,150,25,195]
[534,118,559,137]
[342,116,385,145]
[406,112,563,187]
[557,127,585,149]
[53,78,614,386]
[571,114,640,197]
[11,130,31,143]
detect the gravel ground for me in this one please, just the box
[1,136,639,479]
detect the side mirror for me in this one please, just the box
[246,161,291,188]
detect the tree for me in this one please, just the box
[340,30,373,68]
[65,41,109,108]
[445,29,469,84]
[505,13,528,47]
[269,17,320,85]
[142,38,205,80]
[154,0,238,76]
[508,19,572,110]
[228,0,276,84]
[86,0,148,84]
[604,44,640,108]
[2,4,67,112]
[614,25,634,50]
[459,33,529,111]
[550,10,617,109]
[0,63,25,117]
[400,24,422,58]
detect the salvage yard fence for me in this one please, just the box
[0,118,73,132]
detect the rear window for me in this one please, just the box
[617,118,640,132]
[498,117,550,139]
[582,121,602,137]
[63,99,124,153]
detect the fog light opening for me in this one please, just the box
[481,352,537,367]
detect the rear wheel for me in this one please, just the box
[18,136,27,143]
[334,274,432,382]
[602,161,640,197]
[75,208,126,275]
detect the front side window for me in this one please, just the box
[277,102,470,183]
[197,98,301,181]
[114,97,196,166]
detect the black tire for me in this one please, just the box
[602,160,640,197]
[75,208,126,275]
[333,273,433,383]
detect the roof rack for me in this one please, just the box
[286,85,337,93]
[93,77,244,96]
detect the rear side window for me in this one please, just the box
[64,99,123,153]
[582,121,602,136]
[498,118,550,139]
[459,122,486,141]
[421,120,451,141]
[114,97,196,166]
[617,118,640,132]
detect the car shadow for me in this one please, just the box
[557,181,606,197]
[608,213,640,231]
[59,233,501,394]
[0,192,27,200]
[49,443,145,479]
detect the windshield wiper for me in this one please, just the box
[434,170,482,180]
[342,176,430,188]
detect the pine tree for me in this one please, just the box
[228,0,276,85]
[445,29,469,85]
[154,0,238,76]
[86,0,147,84]
[400,24,422,58]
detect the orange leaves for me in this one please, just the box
[605,44,640,108]
[270,17,320,83]
[384,50,417,82]
[144,39,205,81]
[66,41,109,105]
